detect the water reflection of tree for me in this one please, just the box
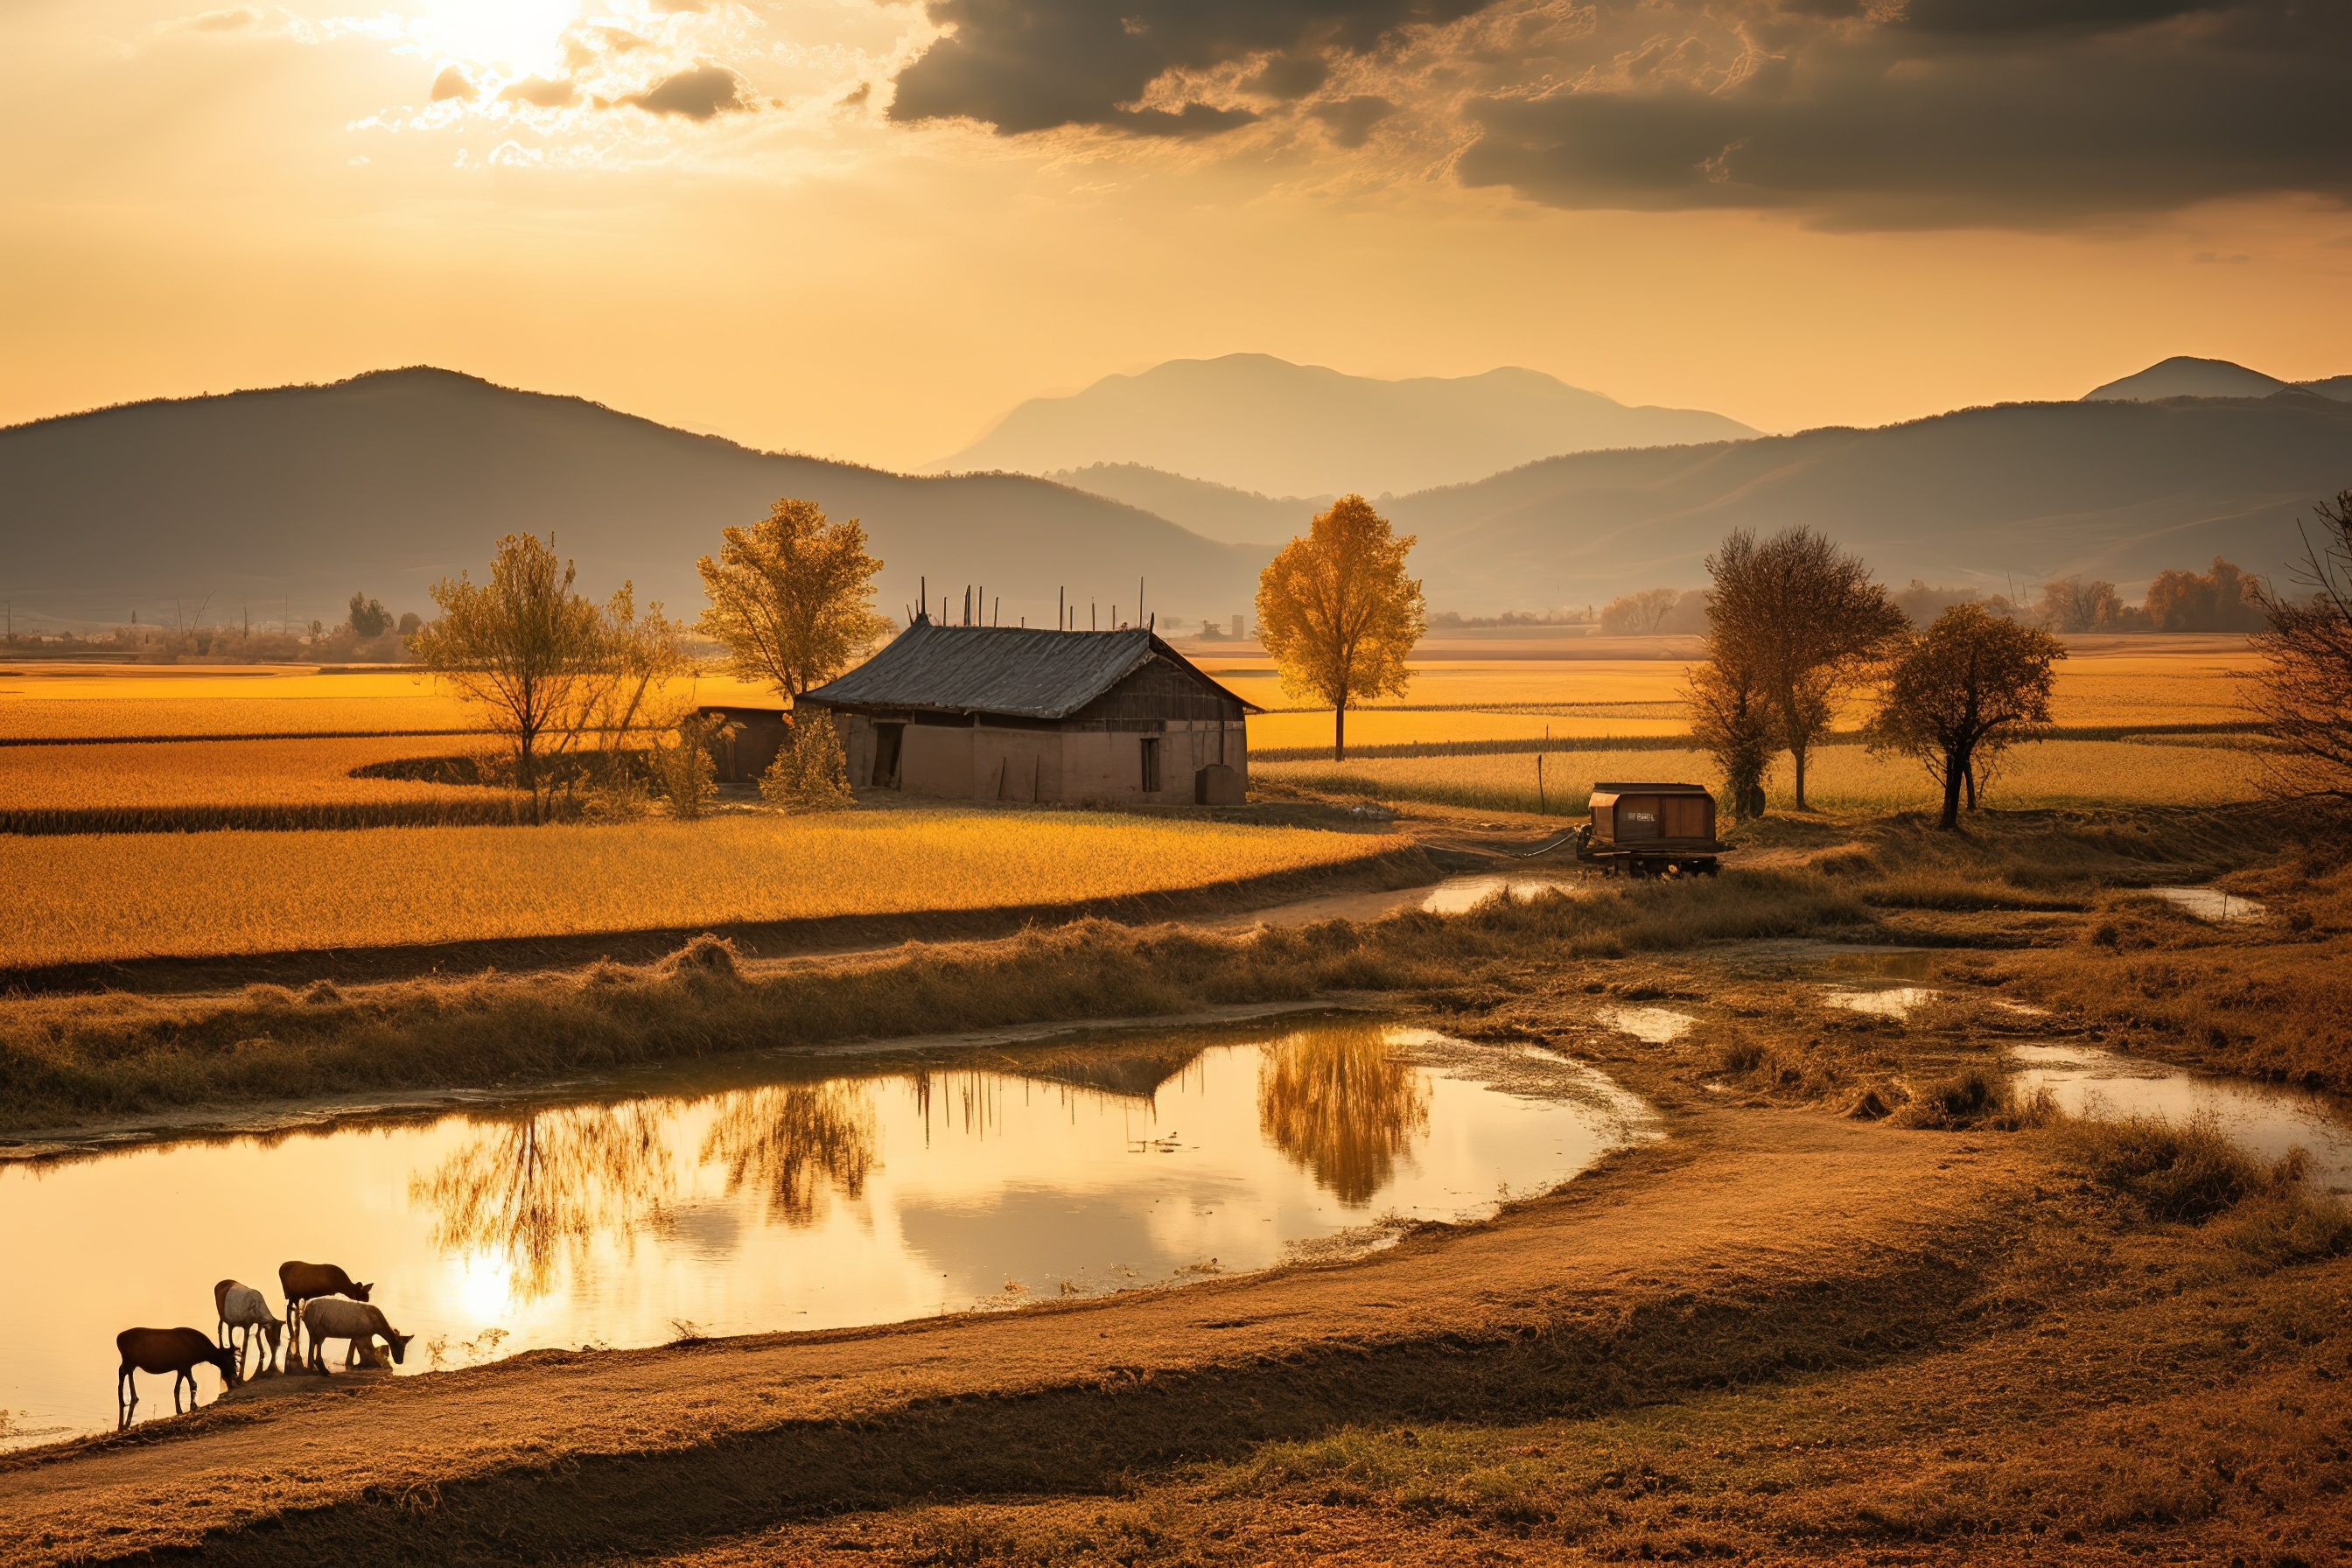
[410,1103,677,1302]
[1256,1025,1432,1207]
[699,1083,877,1226]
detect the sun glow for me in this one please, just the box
[410,0,582,75]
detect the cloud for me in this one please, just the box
[626,65,752,119]
[1452,0,2352,228]
[430,66,474,102]
[501,75,582,108]
[886,0,1491,135]
[182,8,262,32]
[1311,94,1393,148]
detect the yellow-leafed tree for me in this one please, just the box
[696,499,892,699]
[1254,495,1425,760]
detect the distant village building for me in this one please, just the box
[796,620,1256,805]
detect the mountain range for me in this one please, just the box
[939,354,1758,498]
[0,369,1261,633]
[4,358,2348,634]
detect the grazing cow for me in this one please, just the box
[214,1279,283,1375]
[299,1298,413,1373]
[117,1326,240,1416]
[278,1260,370,1362]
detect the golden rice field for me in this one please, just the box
[0,736,533,833]
[0,736,500,811]
[1256,738,2264,818]
[1220,644,2261,756]
[1246,709,1689,754]
[0,665,781,741]
[0,812,1399,968]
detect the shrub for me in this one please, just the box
[1892,1069,2054,1130]
[2057,1112,2261,1222]
[760,715,853,812]
[650,714,722,820]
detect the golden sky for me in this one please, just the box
[4,0,2348,473]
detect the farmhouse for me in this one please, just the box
[796,620,1256,805]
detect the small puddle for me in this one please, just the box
[0,1018,1656,1448]
[1598,1006,1696,1045]
[2009,1043,2352,1194]
[2141,886,2266,923]
[1824,987,1938,1019]
[1422,875,1586,914]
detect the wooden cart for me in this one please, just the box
[1573,781,1726,877]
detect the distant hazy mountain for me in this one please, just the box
[0,369,1268,633]
[2085,355,2352,402]
[941,354,1758,497]
[1385,396,2352,610]
[1047,463,1333,547]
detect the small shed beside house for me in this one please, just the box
[795,620,1256,806]
[692,705,792,784]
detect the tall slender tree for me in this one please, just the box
[696,498,892,699]
[1255,495,1425,760]
[1704,528,1906,810]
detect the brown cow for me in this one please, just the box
[278,1261,371,1366]
[117,1326,240,1418]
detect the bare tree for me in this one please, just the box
[1704,528,1906,811]
[2249,491,2352,801]
[1867,604,2065,830]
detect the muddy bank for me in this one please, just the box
[0,997,1395,1161]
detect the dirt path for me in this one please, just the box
[0,1107,2036,1565]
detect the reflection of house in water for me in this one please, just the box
[796,621,1256,805]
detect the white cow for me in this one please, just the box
[299,1297,414,1372]
[214,1279,284,1376]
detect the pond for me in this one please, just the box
[0,1018,1656,1448]
[2009,1042,2352,1194]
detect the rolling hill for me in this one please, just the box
[1044,464,1333,547]
[1382,393,2352,610]
[0,369,1269,634]
[940,354,1757,497]
[2084,355,2352,402]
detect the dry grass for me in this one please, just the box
[0,736,534,832]
[0,871,1869,1129]
[1260,739,2265,816]
[0,811,1403,969]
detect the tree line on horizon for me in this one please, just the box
[1597,555,2273,640]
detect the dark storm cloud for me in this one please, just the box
[1312,94,1395,148]
[1457,0,2352,226]
[626,65,750,119]
[886,0,1490,135]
